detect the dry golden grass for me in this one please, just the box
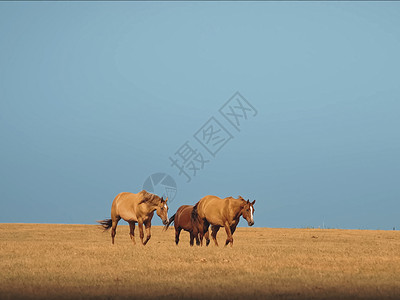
[0,223,399,299]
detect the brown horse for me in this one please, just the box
[192,195,255,247]
[97,190,168,245]
[164,205,210,246]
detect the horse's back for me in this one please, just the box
[198,195,226,212]
[176,205,193,214]
[197,195,227,226]
[113,192,139,205]
[112,192,142,221]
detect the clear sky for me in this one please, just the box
[1,2,399,229]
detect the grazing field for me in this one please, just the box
[0,223,399,299]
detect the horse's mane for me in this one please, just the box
[139,190,162,205]
[228,196,247,207]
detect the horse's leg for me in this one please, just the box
[199,219,209,244]
[138,220,145,245]
[204,230,210,246]
[128,221,136,245]
[175,227,182,245]
[189,232,195,246]
[225,225,237,246]
[143,221,152,245]
[111,216,120,245]
[191,225,201,246]
[195,230,201,246]
[224,222,234,247]
[196,222,203,246]
[211,225,220,247]
[231,224,237,235]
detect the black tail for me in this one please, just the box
[163,214,176,231]
[97,219,112,231]
[191,203,200,228]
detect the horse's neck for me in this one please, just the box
[230,199,245,219]
[139,202,158,214]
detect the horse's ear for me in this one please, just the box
[165,197,168,203]
[161,196,164,202]
[252,200,256,205]
[246,199,250,204]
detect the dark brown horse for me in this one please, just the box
[97,190,168,245]
[192,195,255,247]
[164,205,210,246]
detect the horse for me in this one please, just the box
[192,195,255,247]
[97,190,168,245]
[164,205,210,246]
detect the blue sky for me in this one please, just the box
[0,2,399,229]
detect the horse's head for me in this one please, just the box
[241,199,255,226]
[156,196,169,225]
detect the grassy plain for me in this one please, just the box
[0,223,399,299]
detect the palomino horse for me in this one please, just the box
[192,195,255,247]
[164,205,210,246]
[98,190,168,245]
